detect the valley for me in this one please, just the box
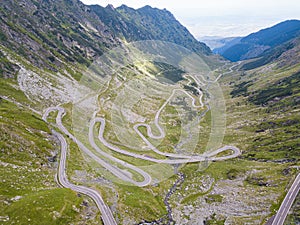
[0,0,300,225]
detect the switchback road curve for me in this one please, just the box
[52,130,117,225]
[43,107,152,187]
[42,63,242,225]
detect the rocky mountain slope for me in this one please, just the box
[228,39,300,162]
[217,20,300,62]
[0,0,118,74]
[91,4,211,55]
[241,36,300,70]
[0,0,211,78]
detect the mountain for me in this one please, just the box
[1,0,300,224]
[218,20,300,62]
[90,4,211,55]
[226,35,300,163]
[0,0,211,78]
[241,36,300,70]
[0,0,120,75]
[220,36,300,224]
[199,36,241,52]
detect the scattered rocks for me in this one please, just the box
[11,195,22,201]
[0,216,10,222]
[164,172,185,224]
[173,173,280,224]
[138,173,185,225]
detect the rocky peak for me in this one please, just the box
[106,4,115,11]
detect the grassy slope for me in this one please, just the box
[219,56,300,222]
[0,86,100,224]
[226,66,300,162]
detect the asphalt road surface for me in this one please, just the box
[271,173,300,225]
[44,107,151,186]
[41,63,242,225]
[52,130,117,225]
[96,117,241,164]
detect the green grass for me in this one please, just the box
[0,99,97,224]
[223,71,300,162]
[2,189,83,225]
[0,79,30,104]
[157,105,181,153]
[181,188,212,204]
[116,184,167,222]
[0,100,49,132]
[205,194,223,203]
[67,140,92,174]
[0,100,51,167]
[249,71,300,105]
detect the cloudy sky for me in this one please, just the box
[81,0,300,38]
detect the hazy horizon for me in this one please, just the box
[81,0,300,38]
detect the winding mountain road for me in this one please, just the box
[42,63,242,183]
[89,117,152,186]
[44,107,151,187]
[95,117,240,164]
[42,63,242,225]
[52,130,117,225]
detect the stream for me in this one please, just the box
[137,172,186,225]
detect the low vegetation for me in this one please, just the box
[0,99,97,224]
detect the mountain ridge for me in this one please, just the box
[0,0,211,79]
[216,19,300,62]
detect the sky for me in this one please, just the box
[81,0,300,38]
